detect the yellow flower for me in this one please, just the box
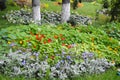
[44,3,49,8]
[107,46,112,50]
[96,50,101,54]
[8,41,11,44]
[92,48,94,50]
[91,43,94,46]
[70,0,74,3]
[20,41,23,44]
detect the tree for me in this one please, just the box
[32,0,41,23]
[0,0,6,11]
[110,0,120,22]
[61,0,70,23]
[73,0,82,9]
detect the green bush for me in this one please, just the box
[110,0,120,22]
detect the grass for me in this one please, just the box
[72,2,101,17]
[41,0,102,17]
[0,69,120,80]
[72,69,120,80]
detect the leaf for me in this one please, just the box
[8,34,16,39]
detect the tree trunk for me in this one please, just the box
[61,0,70,23]
[32,0,41,23]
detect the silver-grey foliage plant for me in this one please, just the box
[0,49,114,80]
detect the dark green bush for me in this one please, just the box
[102,0,109,8]
[110,0,120,22]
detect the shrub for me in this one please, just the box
[110,0,120,22]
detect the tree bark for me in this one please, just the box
[61,0,70,23]
[32,0,41,23]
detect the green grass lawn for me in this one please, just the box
[41,0,101,18]
[0,69,120,80]
[72,69,120,80]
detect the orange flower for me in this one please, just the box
[48,38,52,43]
[30,32,34,36]
[67,45,72,49]
[61,37,65,40]
[41,34,45,38]
[60,34,63,37]
[54,35,58,39]
[44,41,46,44]
[62,43,66,46]
[33,46,36,48]
[36,34,39,40]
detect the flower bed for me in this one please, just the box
[0,23,119,79]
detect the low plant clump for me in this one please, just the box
[3,9,92,25]
[0,48,114,79]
